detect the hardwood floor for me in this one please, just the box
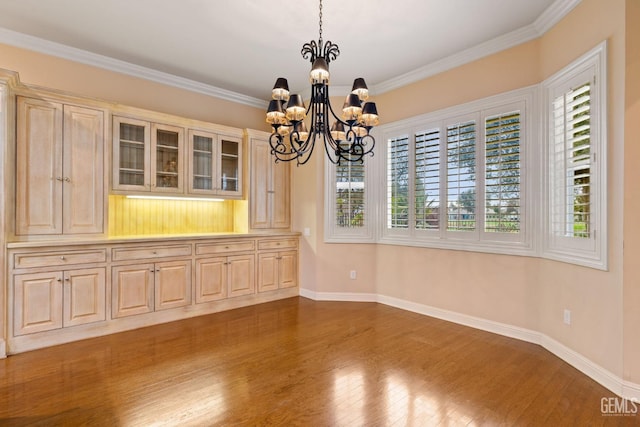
[0,297,636,426]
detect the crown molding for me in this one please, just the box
[0,27,267,109]
[533,0,582,34]
[372,0,582,95]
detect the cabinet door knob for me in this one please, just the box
[57,278,62,282]
[60,256,66,260]
[65,278,70,282]
[150,269,155,272]
[156,269,160,272]
[56,177,63,181]
[64,177,71,182]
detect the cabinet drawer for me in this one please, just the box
[258,238,298,251]
[14,249,107,269]
[112,245,192,261]
[196,240,255,255]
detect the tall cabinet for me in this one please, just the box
[246,129,290,230]
[16,97,105,236]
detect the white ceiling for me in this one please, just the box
[0,0,579,107]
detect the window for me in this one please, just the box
[484,111,521,234]
[336,160,365,229]
[325,154,376,242]
[387,135,409,229]
[543,41,607,269]
[378,91,531,252]
[446,120,477,233]
[324,41,606,269]
[414,129,440,230]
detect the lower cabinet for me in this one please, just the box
[112,260,191,318]
[257,251,297,292]
[14,267,106,336]
[195,254,255,303]
[8,234,297,354]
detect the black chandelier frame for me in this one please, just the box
[265,0,379,166]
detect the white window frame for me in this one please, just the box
[377,87,535,256]
[541,41,607,270]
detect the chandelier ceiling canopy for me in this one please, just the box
[265,0,379,165]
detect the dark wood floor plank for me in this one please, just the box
[0,297,636,426]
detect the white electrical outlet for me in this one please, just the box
[303,227,311,236]
[349,270,357,280]
[563,309,571,325]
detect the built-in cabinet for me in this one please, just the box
[195,240,256,302]
[16,97,105,236]
[7,235,298,354]
[113,116,243,198]
[5,81,297,357]
[112,259,191,318]
[188,129,242,197]
[111,244,192,318]
[257,238,298,292]
[247,130,291,230]
[12,247,107,337]
[113,116,185,193]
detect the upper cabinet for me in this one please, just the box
[113,116,184,193]
[246,130,290,230]
[114,115,243,199]
[16,96,105,236]
[187,130,242,198]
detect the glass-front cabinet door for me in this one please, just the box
[113,117,184,193]
[218,136,242,197]
[187,131,242,197]
[113,116,150,191]
[188,129,216,194]
[151,123,184,193]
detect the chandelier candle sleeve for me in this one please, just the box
[264,0,379,165]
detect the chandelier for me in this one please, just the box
[265,0,379,165]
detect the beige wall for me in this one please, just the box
[537,0,626,380]
[294,0,636,385]
[623,0,640,383]
[0,43,265,130]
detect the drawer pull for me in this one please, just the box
[152,251,157,254]
[60,256,66,261]
[225,246,229,249]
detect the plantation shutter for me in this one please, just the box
[484,111,521,233]
[551,82,592,239]
[387,135,409,229]
[336,159,365,228]
[446,121,476,231]
[415,129,440,230]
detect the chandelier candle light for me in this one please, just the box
[265,0,379,165]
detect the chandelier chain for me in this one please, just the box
[318,0,323,45]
